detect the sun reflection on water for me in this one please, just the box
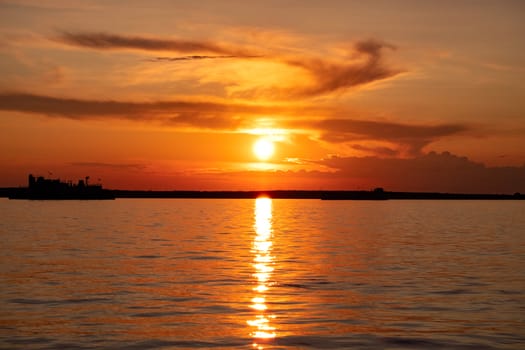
[248,197,276,348]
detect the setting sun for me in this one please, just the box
[253,138,275,161]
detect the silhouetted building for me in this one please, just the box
[9,174,114,200]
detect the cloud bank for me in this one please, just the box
[317,152,525,194]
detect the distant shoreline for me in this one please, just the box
[1,188,523,200]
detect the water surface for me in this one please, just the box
[1,198,524,349]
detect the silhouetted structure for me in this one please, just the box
[8,174,115,200]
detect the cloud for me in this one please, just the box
[317,152,525,194]
[350,144,399,157]
[287,117,469,155]
[316,118,466,140]
[0,92,470,153]
[281,39,402,97]
[55,31,258,57]
[0,91,301,129]
[229,39,402,99]
[55,32,401,99]
[147,55,238,62]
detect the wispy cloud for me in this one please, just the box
[0,91,301,129]
[316,118,466,140]
[283,39,402,97]
[147,55,238,62]
[288,117,469,156]
[55,31,259,57]
[54,32,402,99]
[227,39,403,99]
[147,54,263,62]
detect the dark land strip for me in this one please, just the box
[1,187,523,200]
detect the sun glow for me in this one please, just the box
[253,138,275,161]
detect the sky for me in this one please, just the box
[0,0,524,192]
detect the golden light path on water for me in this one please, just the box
[247,197,276,348]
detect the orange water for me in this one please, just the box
[1,198,524,349]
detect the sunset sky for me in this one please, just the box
[1,0,524,192]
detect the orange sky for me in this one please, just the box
[1,1,524,192]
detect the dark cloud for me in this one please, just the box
[283,39,402,97]
[287,117,469,155]
[148,55,263,62]
[318,152,525,194]
[316,118,466,140]
[55,31,258,57]
[354,39,396,58]
[147,55,237,62]
[229,39,402,99]
[0,91,216,117]
[351,144,399,157]
[0,91,282,129]
[1,92,334,132]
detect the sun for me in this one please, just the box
[253,138,275,161]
